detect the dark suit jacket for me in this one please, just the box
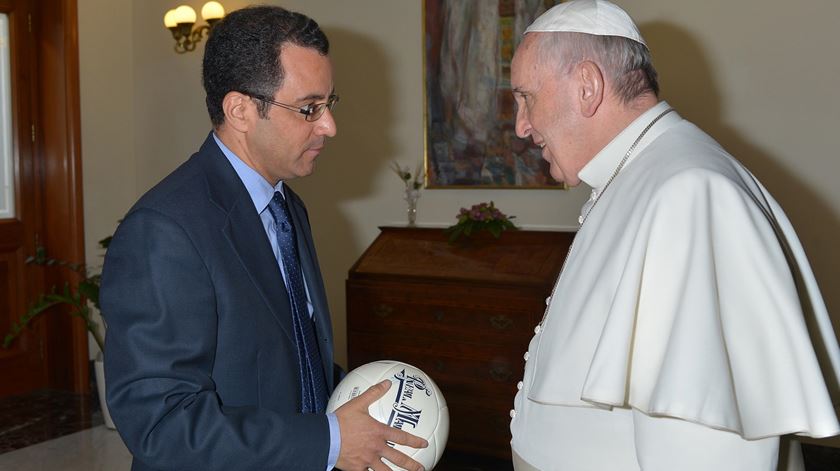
[102,133,336,471]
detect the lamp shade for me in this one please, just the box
[163,9,179,28]
[201,1,225,21]
[173,5,197,24]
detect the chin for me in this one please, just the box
[297,165,316,178]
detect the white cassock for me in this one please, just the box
[510,101,840,471]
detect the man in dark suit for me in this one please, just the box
[101,6,426,471]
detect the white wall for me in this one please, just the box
[79,0,840,391]
[78,0,136,358]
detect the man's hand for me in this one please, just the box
[335,380,428,471]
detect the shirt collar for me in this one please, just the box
[212,132,285,213]
[578,101,678,191]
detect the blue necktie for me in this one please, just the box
[266,191,328,413]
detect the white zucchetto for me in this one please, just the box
[525,0,647,46]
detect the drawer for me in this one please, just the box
[348,332,523,406]
[347,281,543,344]
[345,228,570,463]
[445,398,514,459]
[348,345,516,458]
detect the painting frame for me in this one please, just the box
[422,0,564,189]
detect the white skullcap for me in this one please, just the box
[525,0,646,47]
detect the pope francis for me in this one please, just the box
[507,1,840,470]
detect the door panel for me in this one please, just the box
[0,0,48,397]
[0,0,96,397]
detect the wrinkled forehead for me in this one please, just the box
[513,34,540,62]
[511,35,545,86]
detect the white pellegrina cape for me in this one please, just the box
[528,102,840,440]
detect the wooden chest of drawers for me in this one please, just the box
[346,227,572,460]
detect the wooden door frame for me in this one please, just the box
[0,0,44,397]
[33,0,87,393]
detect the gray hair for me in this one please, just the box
[535,32,659,103]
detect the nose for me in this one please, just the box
[514,104,531,139]
[315,108,337,137]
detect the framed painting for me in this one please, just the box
[423,0,563,189]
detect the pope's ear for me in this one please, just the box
[222,91,253,132]
[577,61,604,118]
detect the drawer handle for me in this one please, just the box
[373,304,393,318]
[433,310,445,321]
[489,314,513,330]
[489,364,513,382]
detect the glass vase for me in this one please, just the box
[404,188,420,226]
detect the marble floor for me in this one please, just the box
[0,390,102,454]
[0,390,838,470]
[0,425,131,471]
[0,389,130,470]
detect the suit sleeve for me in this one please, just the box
[101,208,330,471]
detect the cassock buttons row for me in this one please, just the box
[510,381,526,419]
[514,327,542,419]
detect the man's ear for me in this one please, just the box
[577,61,604,118]
[222,91,253,133]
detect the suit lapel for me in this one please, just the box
[197,134,296,344]
[223,202,296,344]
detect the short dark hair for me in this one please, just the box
[202,5,329,127]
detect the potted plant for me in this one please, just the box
[444,201,518,243]
[2,236,114,429]
[391,161,425,226]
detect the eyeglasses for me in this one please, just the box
[248,93,339,122]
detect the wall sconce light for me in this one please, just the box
[163,2,225,54]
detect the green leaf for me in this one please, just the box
[78,280,98,300]
[3,228,112,352]
[34,245,48,264]
[79,279,101,310]
[447,226,464,243]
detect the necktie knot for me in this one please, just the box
[267,192,293,233]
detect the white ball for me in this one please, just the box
[327,360,449,470]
